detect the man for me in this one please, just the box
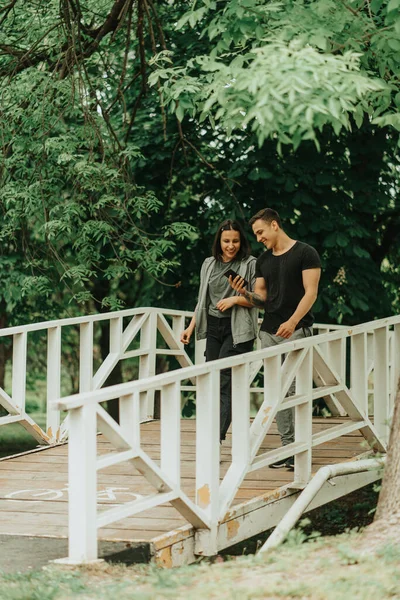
[229,208,321,470]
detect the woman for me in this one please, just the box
[181,219,258,442]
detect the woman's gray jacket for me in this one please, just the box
[195,255,259,346]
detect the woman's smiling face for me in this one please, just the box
[220,229,241,262]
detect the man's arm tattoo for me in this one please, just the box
[244,290,265,308]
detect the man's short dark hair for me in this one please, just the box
[249,208,282,229]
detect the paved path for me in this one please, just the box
[0,535,68,572]
[0,535,150,573]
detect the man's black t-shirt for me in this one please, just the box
[255,241,321,334]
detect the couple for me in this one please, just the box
[181,208,321,470]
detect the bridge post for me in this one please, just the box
[46,327,61,439]
[161,382,181,485]
[65,403,98,563]
[195,338,206,365]
[139,311,157,420]
[351,332,368,415]
[79,321,94,393]
[12,331,27,414]
[391,324,400,414]
[373,327,390,445]
[194,369,220,556]
[294,348,313,485]
[231,363,251,469]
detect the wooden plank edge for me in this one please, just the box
[0,442,67,462]
[212,468,382,555]
[149,525,195,568]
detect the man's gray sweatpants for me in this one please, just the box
[259,327,312,446]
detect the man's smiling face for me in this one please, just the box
[251,219,279,250]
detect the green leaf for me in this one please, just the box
[176,103,184,122]
[176,12,191,29]
[388,38,400,51]
[353,246,370,258]
[387,0,400,12]
[324,233,337,248]
[370,0,383,11]
[336,233,349,247]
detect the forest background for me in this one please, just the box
[0,0,400,397]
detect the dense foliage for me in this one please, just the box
[0,0,399,333]
[0,0,194,325]
[153,0,400,147]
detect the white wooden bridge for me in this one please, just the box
[0,308,398,566]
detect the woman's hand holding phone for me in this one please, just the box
[224,269,248,294]
[230,275,247,294]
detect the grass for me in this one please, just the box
[0,532,399,599]
[0,412,47,459]
[0,364,49,459]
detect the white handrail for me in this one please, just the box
[0,306,194,337]
[1,307,398,445]
[0,307,198,443]
[54,315,400,411]
[259,457,386,552]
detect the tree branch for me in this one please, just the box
[0,0,18,27]
[124,0,147,142]
[0,0,135,78]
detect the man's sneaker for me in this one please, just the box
[285,456,295,471]
[269,458,288,469]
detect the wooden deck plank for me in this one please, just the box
[0,449,363,471]
[0,511,186,530]
[0,417,373,552]
[0,500,185,518]
[0,443,365,467]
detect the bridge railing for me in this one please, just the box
[0,307,196,444]
[53,314,400,562]
[0,308,397,446]
[0,306,342,445]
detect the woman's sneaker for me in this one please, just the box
[285,456,295,471]
[269,457,294,470]
[269,458,288,469]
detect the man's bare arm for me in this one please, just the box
[243,289,266,308]
[229,276,267,308]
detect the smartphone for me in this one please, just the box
[224,269,249,288]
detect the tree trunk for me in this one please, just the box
[374,377,400,526]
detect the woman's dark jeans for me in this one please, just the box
[205,315,254,441]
